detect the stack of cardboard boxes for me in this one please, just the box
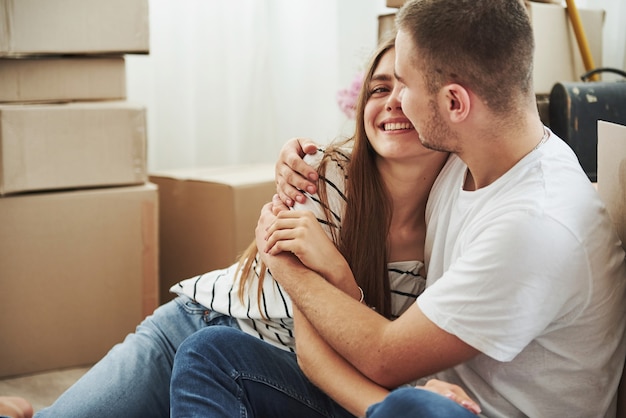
[0,0,158,378]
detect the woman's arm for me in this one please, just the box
[294,307,388,417]
[294,308,482,416]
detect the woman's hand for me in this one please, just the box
[270,194,289,216]
[418,379,481,415]
[260,209,349,281]
[275,137,319,206]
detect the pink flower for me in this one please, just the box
[336,71,364,120]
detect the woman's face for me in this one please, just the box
[363,48,430,161]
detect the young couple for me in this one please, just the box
[34,14,471,418]
[32,0,626,417]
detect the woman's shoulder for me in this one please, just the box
[293,145,352,218]
[303,144,352,172]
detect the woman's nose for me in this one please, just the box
[387,94,402,110]
[386,91,402,111]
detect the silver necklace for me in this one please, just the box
[531,127,549,152]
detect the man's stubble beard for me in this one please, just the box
[418,99,460,154]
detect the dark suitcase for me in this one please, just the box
[549,68,626,182]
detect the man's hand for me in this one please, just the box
[260,209,350,282]
[275,138,319,206]
[270,194,289,216]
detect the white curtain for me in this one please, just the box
[127,0,626,172]
[126,0,389,171]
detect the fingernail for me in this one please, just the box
[461,400,481,414]
[306,185,316,194]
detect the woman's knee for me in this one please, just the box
[176,326,246,366]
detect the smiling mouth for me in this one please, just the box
[382,122,414,132]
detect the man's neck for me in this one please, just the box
[460,114,544,191]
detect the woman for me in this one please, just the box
[169,38,480,417]
[34,36,477,418]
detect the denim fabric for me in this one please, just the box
[366,387,478,418]
[170,326,354,418]
[35,296,238,418]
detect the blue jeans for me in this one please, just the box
[170,326,354,417]
[35,296,239,418]
[170,326,478,418]
[366,387,479,418]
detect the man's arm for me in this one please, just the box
[280,256,477,387]
[294,307,481,416]
[256,205,479,388]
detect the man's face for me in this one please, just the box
[394,30,429,143]
[394,30,457,153]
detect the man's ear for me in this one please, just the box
[441,83,470,123]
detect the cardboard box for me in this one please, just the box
[0,56,126,103]
[378,13,396,44]
[0,184,159,378]
[386,0,405,8]
[149,165,276,304]
[597,121,626,251]
[528,1,604,94]
[597,120,626,417]
[0,0,149,56]
[0,101,147,195]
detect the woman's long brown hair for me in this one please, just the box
[236,36,396,319]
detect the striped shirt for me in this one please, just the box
[171,149,425,352]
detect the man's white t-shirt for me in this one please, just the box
[419,130,626,417]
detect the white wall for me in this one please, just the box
[576,0,626,77]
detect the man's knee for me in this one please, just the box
[367,387,473,418]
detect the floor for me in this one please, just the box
[0,366,90,413]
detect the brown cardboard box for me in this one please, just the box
[596,120,626,418]
[0,0,149,56]
[378,13,396,43]
[149,165,275,304]
[0,184,159,378]
[0,101,147,195]
[0,56,126,103]
[385,0,405,8]
[597,121,626,251]
[527,1,604,94]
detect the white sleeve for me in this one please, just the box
[418,211,590,362]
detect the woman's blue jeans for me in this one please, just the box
[35,296,238,418]
[170,326,478,418]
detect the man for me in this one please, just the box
[171,0,626,416]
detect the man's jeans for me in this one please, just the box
[366,387,479,418]
[35,296,238,418]
[170,326,478,418]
